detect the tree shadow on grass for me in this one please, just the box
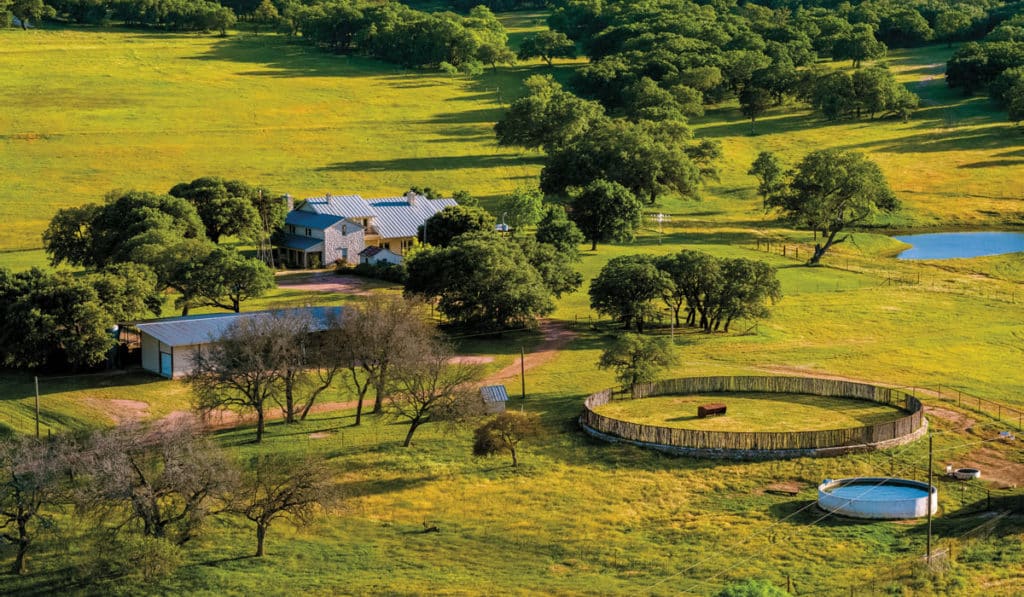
[318,154,544,173]
[836,126,1024,155]
[339,474,438,499]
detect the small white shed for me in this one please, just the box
[360,245,403,265]
[480,385,510,414]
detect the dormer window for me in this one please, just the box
[287,224,296,235]
[305,227,312,237]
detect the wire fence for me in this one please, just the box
[749,239,1024,304]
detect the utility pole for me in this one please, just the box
[34,375,40,439]
[520,346,526,412]
[927,434,934,564]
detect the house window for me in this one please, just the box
[305,227,312,237]
[341,248,348,260]
[287,224,296,234]
[401,238,414,252]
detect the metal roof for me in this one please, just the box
[300,194,376,219]
[135,307,344,347]
[279,234,324,251]
[285,210,343,229]
[367,197,458,239]
[480,385,510,403]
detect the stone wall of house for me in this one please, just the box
[323,222,365,265]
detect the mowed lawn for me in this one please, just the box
[593,392,907,431]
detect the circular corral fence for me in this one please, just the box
[579,376,927,460]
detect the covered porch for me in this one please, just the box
[277,235,325,269]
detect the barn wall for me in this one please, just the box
[141,333,160,375]
[172,345,201,379]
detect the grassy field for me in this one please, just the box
[593,393,906,432]
[0,15,570,264]
[2,19,1024,596]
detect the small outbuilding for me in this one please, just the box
[480,385,510,414]
[359,245,403,266]
[134,307,343,379]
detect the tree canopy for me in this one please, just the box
[768,149,897,265]
[589,255,673,334]
[568,179,643,251]
[404,233,563,331]
[419,205,496,248]
[168,177,264,244]
[598,333,675,390]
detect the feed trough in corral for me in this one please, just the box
[579,376,928,460]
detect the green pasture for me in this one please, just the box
[1,20,1024,596]
[593,392,906,432]
[0,18,580,262]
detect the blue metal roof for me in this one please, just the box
[279,234,323,251]
[135,307,344,347]
[480,385,510,402]
[286,210,343,229]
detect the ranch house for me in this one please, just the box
[277,191,457,268]
[134,307,343,378]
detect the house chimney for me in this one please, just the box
[325,192,332,201]
[406,190,418,206]
[285,193,293,212]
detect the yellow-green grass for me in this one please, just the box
[593,392,906,432]
[2,34,1022,271]
[2,26,1024,595]
[693,45,1024,228]
[4,400,1021,596]
[0,20,584,265]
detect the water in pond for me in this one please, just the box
[894,232,1024,260]
[825,482,929,502]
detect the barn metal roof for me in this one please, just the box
[480,385,510,403]
[367,197,457,239]
[134,306,344,347]
[285,210,343,229]
[300,194,376,218]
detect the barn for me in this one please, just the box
[134,307,343,379]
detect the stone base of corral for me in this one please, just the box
[579,417,928,461]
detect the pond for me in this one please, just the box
[894,232,1024,260]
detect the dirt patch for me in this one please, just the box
[485,320,578,384]
[957,446,1024,489]
[448,356,495,365]
[84,398,150,424]
[276,271,372,295]
[762,481,805,496]
[924,406,975,432]
[308,431,332,439]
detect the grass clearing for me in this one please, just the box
[1,23,1023,596]
[593,392,907,432]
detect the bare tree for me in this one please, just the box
[189,315,285,443]
[230,455,333,557]
[337,296,436,424]
[389,338,485,447]
[74,416,236,546]
[0,435,74,575]
[270,309,315,424]
[298,321,346,421]
[472,412,543,467]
